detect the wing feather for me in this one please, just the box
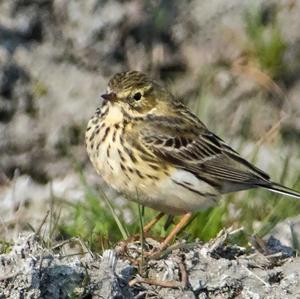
[140,114,270,193]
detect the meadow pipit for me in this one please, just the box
[85,71,300,250]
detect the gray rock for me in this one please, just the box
[1,232,300,298]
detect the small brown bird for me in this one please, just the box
[85,71,300,250]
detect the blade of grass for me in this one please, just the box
[138,203,145,274]
[99,189,129,240]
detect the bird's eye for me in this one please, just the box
[133,92,142,101]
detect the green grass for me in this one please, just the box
[244,4,287,79]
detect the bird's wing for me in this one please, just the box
[140,114,270,193]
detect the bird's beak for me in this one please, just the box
[101,92,117,102]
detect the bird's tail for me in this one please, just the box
[260,181,300,199]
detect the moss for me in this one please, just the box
[32,80,49,98]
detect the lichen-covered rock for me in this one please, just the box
[0,233,299,298]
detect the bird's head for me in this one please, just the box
[101,71,173,117]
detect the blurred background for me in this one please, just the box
[1,0,300,251]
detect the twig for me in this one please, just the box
[241,264,270,288]
[147,240,192,260]
[129,277,183,288]
[177,255,188,288]
[255,114,287,148]
[0,271,20,281]
[58,252,90,259]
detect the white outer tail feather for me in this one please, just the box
[263,182,300,199]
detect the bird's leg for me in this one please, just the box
[143,212,164,234]
[159,212,192,252]
[146,212,192,259]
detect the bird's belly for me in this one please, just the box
[137,169,220,215]
[92,144,220,214]
[97,166,219,215]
